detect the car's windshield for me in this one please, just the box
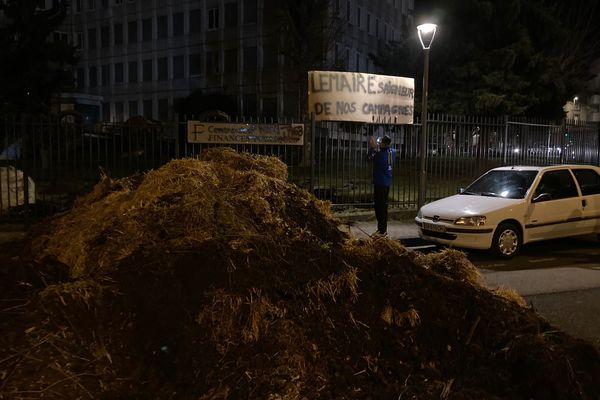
[462,170,538,199]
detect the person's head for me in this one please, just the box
[381,135,392,147]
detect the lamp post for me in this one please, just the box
[417,23,437,210]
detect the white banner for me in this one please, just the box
[187,121,304,145]
[308,70,415,124]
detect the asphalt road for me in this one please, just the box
[440,236,600,349]
[394,232,600,348]
[465,235,600,271]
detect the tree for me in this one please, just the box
[0,0,77,113]
[173,91,237,118]
[373,0,600,118]
[264,0,344,118]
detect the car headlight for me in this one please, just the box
[454,216,486,226]
[417,209,423,219]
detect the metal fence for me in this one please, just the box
[0,114,177,221]
[1,112,599,222]
[311,115,600,209]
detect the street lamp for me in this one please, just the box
[417,23,437,210]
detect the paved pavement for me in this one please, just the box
[339,217,420,240]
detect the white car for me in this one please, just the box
[415,165,600,258]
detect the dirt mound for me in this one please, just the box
[1,148,599,399]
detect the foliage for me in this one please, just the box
[0,0,77,113]
[265,0,344,117]
[373,0,600,118]
[172,90,237,117]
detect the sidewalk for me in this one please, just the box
[335,210,420,240]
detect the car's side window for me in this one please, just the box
[534,170,578,200]
[572,169,600,196]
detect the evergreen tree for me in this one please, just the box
[0,0,77,113]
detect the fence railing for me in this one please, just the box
[1,113,599,222]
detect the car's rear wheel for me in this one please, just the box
[492,222,522,259]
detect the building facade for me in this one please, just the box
[57,0,413,123]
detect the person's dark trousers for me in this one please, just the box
[373,185,390,234]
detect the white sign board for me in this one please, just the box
[308,70,415,124]
[187,121,304,145]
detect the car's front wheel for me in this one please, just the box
[491,222,522,259]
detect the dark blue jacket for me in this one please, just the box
[369,147,397,186]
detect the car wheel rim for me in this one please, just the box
[498,229,518,256]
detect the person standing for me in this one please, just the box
[368,134,397,236]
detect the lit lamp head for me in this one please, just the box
[417,23,437,50]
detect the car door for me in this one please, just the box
[524,169,584,241]
[571,167,600,235]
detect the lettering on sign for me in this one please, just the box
[308,70,415,124]
[187,122,304,145]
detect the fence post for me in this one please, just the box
[174,113,180,159]
[560,119,567,164]
[597,123,600,166]
[503,115,509,165]
[310,112,315,195]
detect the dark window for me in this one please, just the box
[89,66,97,87]
[128,21,137,43]
[128,61,138,82]
[190,9,201,33]
[208,8,219,30]
[129,100,138,116]
[101,64,110,86]
[115,101,124,121]
[114,23,123,44]
[334,43,340,65]
[207,50,219,74]
[75,0,81,12]
[224,49,237,73]
[173,12,184,36]
[263,46,277,69]
[243,46,256,70]
[76,68,85,89]
[157,15,167,39]
[101,0,108,8]
[88,0,95,10]
[346,1,351,22]
[142,18,152,41]
[244,0,256,24]
[157,57,168,80]
[88,28,96,49]
[76,32,84,49]
[243,93,256,116]
[189,54,202,76]
[573,169,600,195]
[173,55,184,78]
[143,99,153,119]
[102,101,110,121]
[262,97,277,118]
[535,170,579,200]
[114,62,124,83]
[158,98,169,120]
[225,3,237,27]
[100,25,109,48]
[142,59,152,81]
